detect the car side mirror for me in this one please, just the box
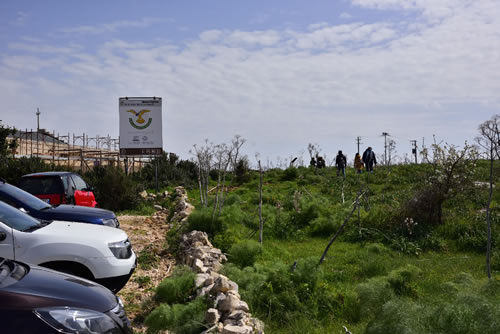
[0,231,6,241]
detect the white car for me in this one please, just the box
[0,201,136,292]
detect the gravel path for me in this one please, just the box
[117,214,176,333]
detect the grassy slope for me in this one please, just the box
[184,163,500,333]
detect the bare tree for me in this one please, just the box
[230,135,246,177]
[190,139,215,207]
[212,143,233,218]
[476,114,500,279]
[387,138,396,171]
[405,142,478,225]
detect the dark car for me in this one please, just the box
[0,179,119,228]
[0,257,132,334]
[19,171,98,207]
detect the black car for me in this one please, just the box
[18,171,98,207]
[0,179,119,228]
[0,257,132,334]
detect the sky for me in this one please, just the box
[0,0,499,166]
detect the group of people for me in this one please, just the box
[310,147,377,176]
[309,155,326,168]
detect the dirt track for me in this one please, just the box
[117,214,175,333]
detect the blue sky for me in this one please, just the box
[1,0,499,165]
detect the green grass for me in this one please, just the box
[152,162,500,333]
[232,238,497,333]
[116,201,157,216]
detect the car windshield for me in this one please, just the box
[1,183,52,210]
[18,176,64,195]
[0,201,41,231]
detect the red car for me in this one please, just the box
[18,172,98,207]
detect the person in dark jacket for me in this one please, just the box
[317,156,326,168]
[362,147,377,172]
[335,150,347,177]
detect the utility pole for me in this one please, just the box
[382,132,389,165]
[36,108,40,156]
[356,136,362,154]
[36,108,40,131]
[411,140,418,164]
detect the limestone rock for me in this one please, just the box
[206,308,220,325]
[194,258,207,273]
[222,325,253,334]
[195,273,210,288]
[248,318,265,334]
[218,293,241,313]
[210,276,239,295]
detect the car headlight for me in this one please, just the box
[102,218,119,228]
[108,239,132,259]
[34,307,121,334]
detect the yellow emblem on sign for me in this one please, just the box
[127,109,152,129]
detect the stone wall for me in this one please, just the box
[171,187,264,334]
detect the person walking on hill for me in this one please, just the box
[354,153,364,174]
[362,147,377,172]
[310,156,317,168]
[317,156,326,168]
[335,150,347,177]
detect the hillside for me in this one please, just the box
[154,158,500,333]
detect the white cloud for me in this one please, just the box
[224,30,282,46]
[59,17,166,35]
[200,30,223,42]
[339,12,353,19]
[1,1,499,159]
[8,42,80,54]
[308,22,330,30]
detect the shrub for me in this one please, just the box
[212,229,240,254]
[337,289,361,323]
[186,209,226,237]
[289,200,319,229]
[308,216,339,237]
[234,157,251,184]
[356,277,394,316]
[155,266,195,304]
[426,294,500,334]
[281,167,298,181]
[229,258,327,324]
[366,243,390,255]
[386,264,421,297]
[364,299,425,334]
[357,257,388,279]
[137,152,197,189]
[0,156,57,183]
[228,240,262,268]
[145,298,207,334]
[85,165,140,211]
[356,265,421,317]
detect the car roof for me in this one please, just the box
[22,171,74,177]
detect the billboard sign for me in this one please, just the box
[119,97,163,156]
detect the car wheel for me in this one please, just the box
[40,262,94,281]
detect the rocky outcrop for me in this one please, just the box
[179,232,264,334]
